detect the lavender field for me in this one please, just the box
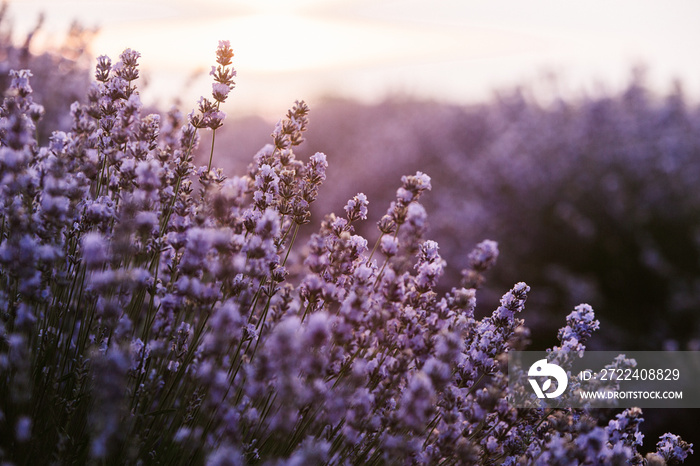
[0,13,697,466]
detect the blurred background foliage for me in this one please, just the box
[0,2,95,143]
[206,78,700,449]
[214,80,700,354]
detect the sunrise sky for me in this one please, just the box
[11,0,700,118]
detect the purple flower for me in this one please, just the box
[550,303,600,360]
[10,70,33,97]
[344,192,369,222]
[82,232,110,268]
[656,433,694,464]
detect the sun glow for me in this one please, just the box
[213,13,374,72]
[84,3,547,113]
[92,11,447,75]
[16,0,700,116]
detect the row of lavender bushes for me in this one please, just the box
[271,81,700,448]
[224,80,700,354]
[0,30,695,465]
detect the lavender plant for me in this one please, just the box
[232,89,700,354]
[0,42,693,465]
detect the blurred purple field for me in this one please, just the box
[213,79,700,353]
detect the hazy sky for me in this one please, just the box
[11,0,700,117]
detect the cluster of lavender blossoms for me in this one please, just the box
[0,42,693,465]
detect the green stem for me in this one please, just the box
[366,232,384,265]
[95,143,108,197]
[207,99,223,172]
[282,223,299,267]
[160,174,182,237]
[207,128,217,172]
